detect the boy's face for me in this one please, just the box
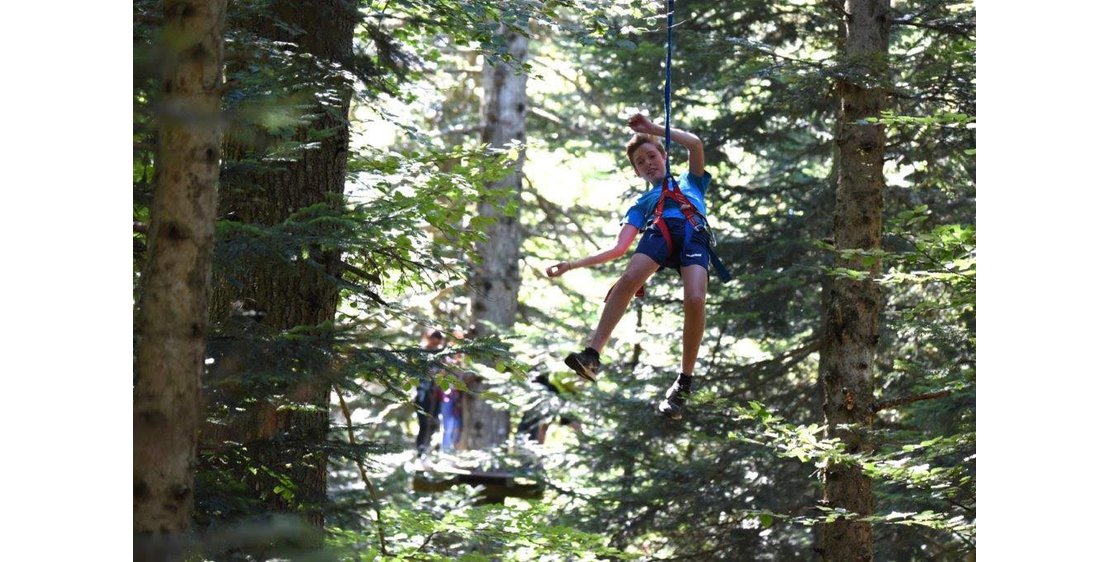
[632,143,667,184]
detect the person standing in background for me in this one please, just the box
[414,328,446,456]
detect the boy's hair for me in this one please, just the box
[625,133,666,169]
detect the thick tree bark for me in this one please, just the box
[134,0,226,554]
[459,29,529,451]
[819,1,890,561]
[205,0,357,528]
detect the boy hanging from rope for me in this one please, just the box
[546,112,725,420]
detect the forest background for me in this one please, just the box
[4,2,1110,561]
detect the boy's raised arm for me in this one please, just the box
[627,113,704,178]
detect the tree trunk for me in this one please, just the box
[819,1,889,561]
[458,29,529,451]
[206,0,357,528]
[134,0,226,555]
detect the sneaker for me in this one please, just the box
[564,348,601,382]
[658,381,690,420]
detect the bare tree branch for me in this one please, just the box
[335,387,390,557]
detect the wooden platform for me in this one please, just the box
[408,459,543,503]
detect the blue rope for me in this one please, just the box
[663,0,675,189]
[658,1,733,284]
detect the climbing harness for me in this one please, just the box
[642,177,732,283]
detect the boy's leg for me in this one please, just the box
[679,264,709,374]
[659,264,708,420]
[566,253,659,381]
[589,253,660,352]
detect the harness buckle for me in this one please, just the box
[705,224,718,248]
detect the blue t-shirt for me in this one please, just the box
[622,170,712,230]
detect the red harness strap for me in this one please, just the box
[651,176,702,254]
[603,178,702,303]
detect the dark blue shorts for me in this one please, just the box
[634,218,711,272]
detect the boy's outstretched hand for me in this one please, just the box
[546,262,571,278]
[628,113,658,135]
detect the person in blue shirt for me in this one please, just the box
[414,328,446,456]
[546,113,712,419]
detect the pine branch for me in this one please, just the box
[713,338,820,382]
[892,16,975,39]
[341,260,383,286]
[944,496,975,515]
[871,389,952,413]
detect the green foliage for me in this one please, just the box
[324,500,627,560]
